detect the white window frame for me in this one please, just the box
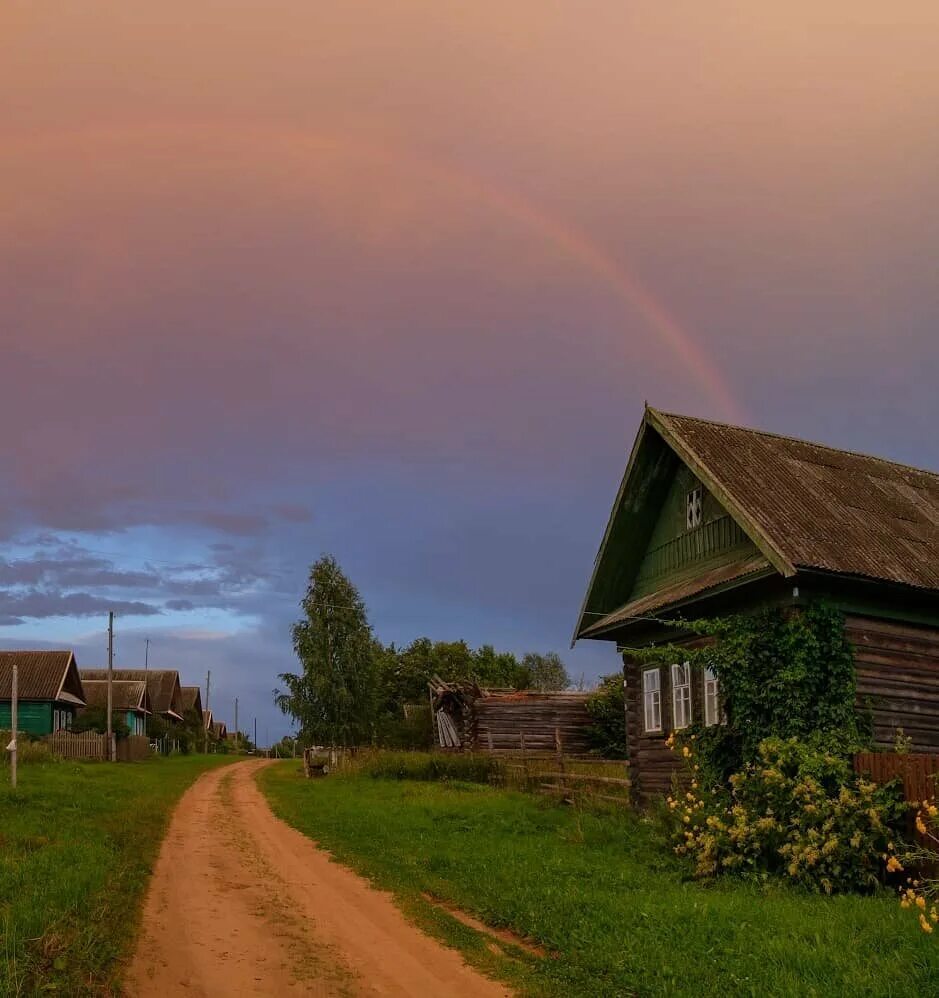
[671,662,692,729]
[642,668,662,733]
[703,666,720,727]
[686,486,703,530]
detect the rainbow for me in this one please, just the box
[4,121,744,422]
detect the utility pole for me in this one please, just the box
[107,612,114,761]
[144,637,150,675]
[10,663,17,788]
[234,697,239,753]
[204,670,210,755]
[254,717,257,754]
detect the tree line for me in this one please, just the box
[274,555,570,748]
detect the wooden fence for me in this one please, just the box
[46,730,113,761]
[854,752,939,803]
[116,734,152,762]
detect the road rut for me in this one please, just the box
[126,759,510,997]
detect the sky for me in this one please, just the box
[3,2,939,743]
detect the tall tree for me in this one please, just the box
[522,651,570,692]
[275,555,377,747]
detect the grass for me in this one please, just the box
[0,754,233,996]
[261,761,939,998]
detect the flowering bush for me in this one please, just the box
[897,801,939,933]
[666,734,906,894]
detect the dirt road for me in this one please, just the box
[126,760,510,997]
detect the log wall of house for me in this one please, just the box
[624,648,712,805]
[471,693,594,755]
[624,615,939,805]
[847,615,939,753]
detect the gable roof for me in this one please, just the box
[575,407,939,640]
[178,686,203,719]
[0,651,86,704]
[82,680,151,714]
[80,669,183,719]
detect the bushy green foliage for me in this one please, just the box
[522,651,570,692]
[375,707,434,750]
[667,735,906,894]
[356,750,504,784]
[72,707,130,738]
[636,604,866,771]
[1,732,56,764]
[584,675,627,758]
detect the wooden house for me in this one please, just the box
[0,651,86,735]
[178,686,204,725]
[211,719,227,741]
[574,407,939,801]
[80,680,151,736]
[81,669,184,725]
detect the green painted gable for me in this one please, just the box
[630,463,759,601]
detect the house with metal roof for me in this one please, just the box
[80,680,151,736]
[0,651,87,735]
[575,406,939,800]
[80,669,185,725]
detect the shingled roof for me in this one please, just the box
[178,686,203,719]
[81,680,150,714]
[575,407,939,640]
[80,669,183,719]
[0,651,85,704]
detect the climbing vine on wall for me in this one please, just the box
[633,604,867,773]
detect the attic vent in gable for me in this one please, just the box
[686,486,703,530]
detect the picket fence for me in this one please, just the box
[46,730,113,761]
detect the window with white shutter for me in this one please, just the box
[642,668,662,732]
[704,666,720,726]
[671,662,692,729]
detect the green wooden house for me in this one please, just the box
[0,650,87,735]
[80,680,151,735]
[574,407,939,801]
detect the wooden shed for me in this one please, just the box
[574,407,939,801]
[0,650,86,735]
[430,679,594,755]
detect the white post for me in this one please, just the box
[10,663,17,789]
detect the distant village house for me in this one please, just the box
[0,651,87,735]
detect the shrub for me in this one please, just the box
[585,675,627,759]
[356,750,504,785]
[376,708,434,750]
[1,732,56,765]
[666,734,906,894]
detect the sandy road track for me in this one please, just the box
[126,760,510,997]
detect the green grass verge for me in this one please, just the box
[0,754,233,996]
[260,762,939,998]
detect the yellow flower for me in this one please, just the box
[682,746,691,758]
[901,899,911,909]
[916,896,927,911]
[916,816,928,836]
[920,914,934,934]
[886,856,904,874]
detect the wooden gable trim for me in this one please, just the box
[647,408,797,581]
[571,418,655,646]
[53,652,86,707]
